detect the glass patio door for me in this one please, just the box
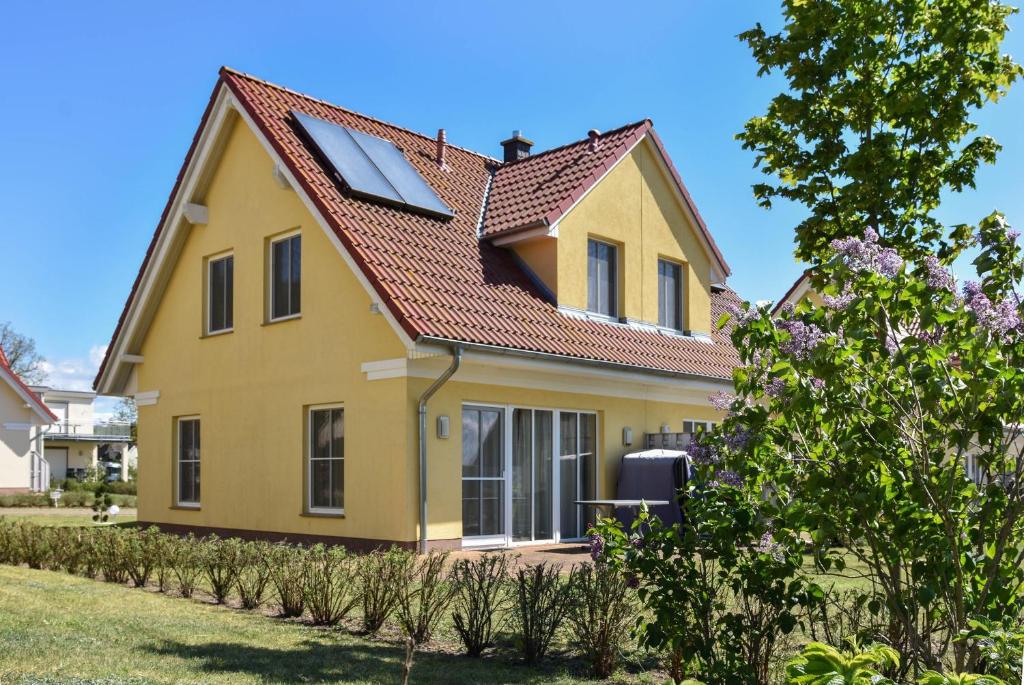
[462,406,504,542]
[558,412,598,540]
[511,409,553,543]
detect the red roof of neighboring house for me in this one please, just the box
[95,69,742,387]
[0,346,57,423]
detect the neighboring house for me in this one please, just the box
[0,347,57,493]
[772,271,818,315]
[30,386,137,483]
[94,67,742,550]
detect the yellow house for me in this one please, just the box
[94,68,742,550]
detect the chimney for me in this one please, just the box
[435,128,447,168]
[500,130,533,163]
[588,129,601,152]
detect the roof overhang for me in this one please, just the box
[772,271,813,316]
[1,367,57,423]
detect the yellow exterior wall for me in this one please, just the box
[554,139,713,334]
[512,238,557,296]
[135,117,411,543]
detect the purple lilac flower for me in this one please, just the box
[722,426,752,452]
[822,289,856,310]
[728,303,761,326]
[962,281,1022,338]
[688,433,721,466]
[708,391,734,412]
[589,532,605,561]
[811,378,825,391]
[710,470,742,488]
[765,377,787,398]
[830,228,904,277]
[777,319,826,360]
[924,256,956,292]
[755,529,785,562]
[625,573,640,589]
[630,535,644,551]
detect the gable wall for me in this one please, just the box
[133,117,414,543]
[0,382,35,490]
[554,139,713,334]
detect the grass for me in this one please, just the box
[0,565,664,685]
[0,507,138,527]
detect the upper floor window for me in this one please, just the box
[658,259,683,331]
[309,405,344,513]
[270,233,301,321]
[208,254,234,334]
[177,417,201,506]
[587,239,617,317]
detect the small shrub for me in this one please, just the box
[397,550,457,644]
[0,492,49,507]
[565,562,637,678]
[12,520,53,569]
[360,547,414,634]
[50,527,89,575]
[511,562,572,664]
[200,535,245,604]
[154,532,174,593]
[303,544,358,626]
[123,527,163,588]
[94,528,130,584]
[236,540,273,610]
[450,553,512,657]
[171,534,202,598]
[269,543,307,617]
[0,519,16,562]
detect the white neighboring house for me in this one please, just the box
[0,347,57,493]
[29,387,137,484]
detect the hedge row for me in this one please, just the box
[0,519,638,678]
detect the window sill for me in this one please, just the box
[302,510,345,519]
[262,314,301,326]
[200,328,233,339]
[171,504,201,511]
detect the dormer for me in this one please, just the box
[482,121,729,337]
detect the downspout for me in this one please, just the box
[417,345,463,553]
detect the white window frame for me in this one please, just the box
[683,419,716,435]
[176,415,201,508]
[307,403,344,515]
[657,257,684,332]
[268,230,302,323]
[459,402,599,549]
[206,250,234,335]
[587,238,618,319]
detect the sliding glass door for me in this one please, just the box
[463,405,597,546]
[462,406,504,541]
[512,409,553,543]
[559,412,597,540]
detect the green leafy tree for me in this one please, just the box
[91,482,112,523]
[718,0,1024,676]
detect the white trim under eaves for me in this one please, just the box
[3,422,33,431]
[361,350,732,404]
[134,391,160,407]
[491,223,558,246]
[97,84,417,395]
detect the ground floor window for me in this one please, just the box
[177,417,200,506]
[308,405,344,513]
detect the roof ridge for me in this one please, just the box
[220,66,502,164]
[498,118,652,168]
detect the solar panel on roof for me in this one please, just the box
[292,111,455,219]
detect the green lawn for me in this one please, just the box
[0,507,137,527]
[0,565,664,685]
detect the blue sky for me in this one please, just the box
[1,1,1022,396]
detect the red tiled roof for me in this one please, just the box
[96,69,741,386]
[0,345,57,422]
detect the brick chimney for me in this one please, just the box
[435,128,447,168]
[500,130,533,163]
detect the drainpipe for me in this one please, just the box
[417,345,463,554]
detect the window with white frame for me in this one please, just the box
[683,419,716,435]
[177,417,200,506]
[658,258,683,331]
[587,239,617,317]
[208,254,234,333]
[270,233,301,320]
[308,405,344,513]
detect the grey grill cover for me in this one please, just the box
[614,449,691,529]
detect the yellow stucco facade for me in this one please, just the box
[511,139,714,334]
[131,115,729,549]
